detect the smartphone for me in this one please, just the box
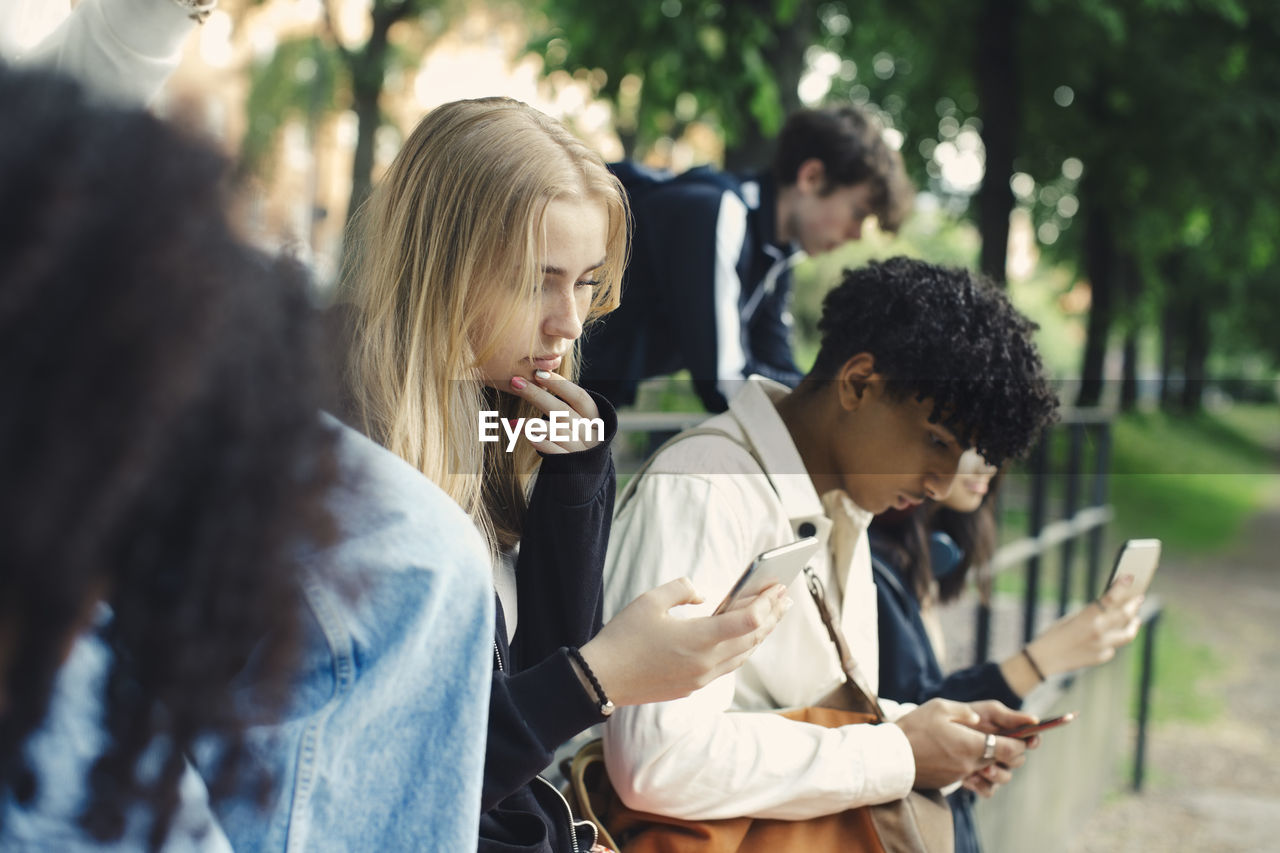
[1106,538,1162,597]
[712,537,821,616]
[998,711,1078,739]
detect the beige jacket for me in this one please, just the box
[601,378,916,821]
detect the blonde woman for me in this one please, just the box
[342,98,790,853]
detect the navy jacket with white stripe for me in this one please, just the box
[579,167,803,413]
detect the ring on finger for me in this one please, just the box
[981,733,997,762]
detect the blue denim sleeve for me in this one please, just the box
[202,421,495,853]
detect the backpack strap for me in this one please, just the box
[615,426,780,515]
[617,423,885,714]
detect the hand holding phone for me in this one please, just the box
[998,711,1078,739]
[713,537,820,615]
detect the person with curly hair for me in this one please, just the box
[600,257,1061,847]
[0,64,494,852]
[0,63,334,851]
[870,450,1144,853]
[579,105,915,414]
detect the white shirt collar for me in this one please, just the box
[724,377,875,545]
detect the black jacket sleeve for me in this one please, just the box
[481,393,618,811]
[874,562,1022,710]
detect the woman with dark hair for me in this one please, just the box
[0,64,494,852]
[870,449,1146,853]
[0,63,335,850]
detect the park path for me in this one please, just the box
[1066,490,1280,852]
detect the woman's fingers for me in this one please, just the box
[531,369,599,418]
[506,371,602,452]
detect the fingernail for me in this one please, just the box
[781,596,794,612]
[534,369,551,380]
[510,376,527,390]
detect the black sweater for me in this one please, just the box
[479,393,617,853]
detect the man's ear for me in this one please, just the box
[796,157,828,194]
[836,353,878,411]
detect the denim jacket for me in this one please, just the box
[200,416,495,852]
[2,417,495,852]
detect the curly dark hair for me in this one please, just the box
[0,66,337,849]
[770,106,915,231]
[808,257,1059,468]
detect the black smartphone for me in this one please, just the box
[998,711,1078,739]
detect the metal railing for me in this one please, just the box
[975,408,1162,793]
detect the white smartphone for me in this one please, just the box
[712,536,821,616]
[1106,538,1162,597]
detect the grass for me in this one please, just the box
[1109,404,1278,552]
[1134,608,1226,725]
[988,404,1278,729]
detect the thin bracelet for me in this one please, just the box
[1022,647,1047,683]
[566,647,615,717]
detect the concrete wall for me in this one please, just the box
[974,643,1136,852]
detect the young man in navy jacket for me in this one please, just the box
[579,105,913,413]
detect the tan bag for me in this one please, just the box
[562,572,953,852]
[566,707,951,853]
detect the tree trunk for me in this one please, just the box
[1159,298,1179,410]
[346,76,381,229]
[974,0,1019,286]
[1077,198,1114,407]
[725,0,814,171]
[1180,294,1210,412]
[1118,251,1141,411]
[1157,253,1184,411]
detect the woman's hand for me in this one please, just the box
[1009,576,1143,691]
[576,578,792,708]
[508,370,602,453]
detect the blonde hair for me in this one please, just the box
[344,97,627,555]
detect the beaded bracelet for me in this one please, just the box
[1022,646,1047,682]
[566,647,615,717]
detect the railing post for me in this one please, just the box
[1023,438,1050,644]
[1134,606,1161,792]
[1085,422,1113,599]
[1058,422,1085,616]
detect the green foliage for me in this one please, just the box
[241,36,344,177]
[790,210,1085,377]
[528,0,824,158]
